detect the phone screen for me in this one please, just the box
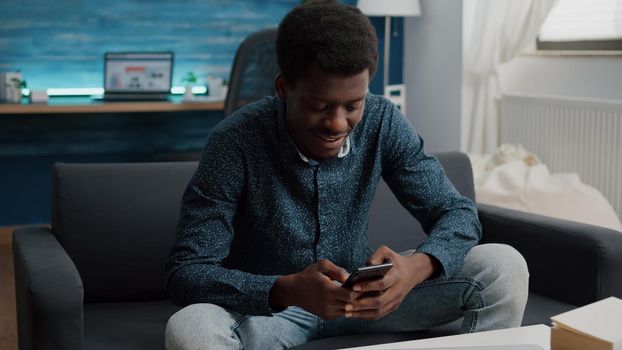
[341,263,393,288]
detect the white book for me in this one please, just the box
[551,297,622,350]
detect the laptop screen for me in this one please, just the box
[104,52,173,94]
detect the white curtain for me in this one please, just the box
[462,0,557,154]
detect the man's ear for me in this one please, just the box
[275,73,288,100]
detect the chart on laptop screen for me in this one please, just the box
[104,52,173,92]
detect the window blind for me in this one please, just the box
[539,0,622,42]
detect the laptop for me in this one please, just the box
[102,52,173,101]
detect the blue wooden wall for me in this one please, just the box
[0,0,401,92]
[0,0,299,89]
[0,0,405,226]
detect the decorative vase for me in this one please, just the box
[1,72,22,103]
[183,85,194,101]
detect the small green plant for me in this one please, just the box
[181,72,197,85]
[7,76,27,102]
[11,77,27,90]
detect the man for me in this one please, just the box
[165,1,529,349]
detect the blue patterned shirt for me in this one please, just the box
[166,95,481,315]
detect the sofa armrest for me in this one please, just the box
[13,226,84,350]
[477,204,622,307]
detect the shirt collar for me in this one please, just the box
[294,136,351,163]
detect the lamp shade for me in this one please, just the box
[357,0,421,17]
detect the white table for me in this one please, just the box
[340,324,550,350]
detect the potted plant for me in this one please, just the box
[1,72,26,103]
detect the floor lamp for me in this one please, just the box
[357,0,421,113]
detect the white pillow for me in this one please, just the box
[469,145,622,233]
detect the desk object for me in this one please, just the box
[30,90,48,103]
[341,325,551,350]
[550,297,622,350]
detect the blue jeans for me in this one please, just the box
[165,244,529,349]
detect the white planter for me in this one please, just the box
[207,76,225,99]
[0,72,23,103]
[7,85,22,103]
[183,85,194,101]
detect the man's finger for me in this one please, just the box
[367,245,393,265]
[317,259,350,283]
[347,299,400,319]
[332,284,363,303]
[351,291,391,311]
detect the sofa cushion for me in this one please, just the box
[84,300,181,350]
[53,162,197,301]
[521,292,576,326]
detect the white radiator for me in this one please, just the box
[500,93,622,221]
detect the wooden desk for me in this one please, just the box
[0,96,224,157]
[0,97,224,115]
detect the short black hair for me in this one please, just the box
[276,0,378,86]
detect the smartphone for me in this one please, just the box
[341,262,393,289]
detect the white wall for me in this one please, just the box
[403,3,622,154]
[500,55,622,101]
[404,0,463,153]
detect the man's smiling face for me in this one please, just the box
[277,64,369,160]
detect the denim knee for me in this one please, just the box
[165,303,241,350]
[466,244,529,312]
[467,244,529,291]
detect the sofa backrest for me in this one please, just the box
[51,152,474,302]
[367,152,475,252]
[52,161,197,302]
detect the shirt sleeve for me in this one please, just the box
[165,126,281,316]
[378,102,482,277]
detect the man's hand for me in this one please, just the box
[269,259,363,320]
[347,246,441,320]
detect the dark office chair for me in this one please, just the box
[153,29,278,162]
[223,28,279,117]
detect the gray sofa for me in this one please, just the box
[13,152,622,350]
